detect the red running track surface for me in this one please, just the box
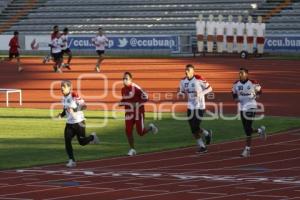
[0,57,299,116]
[1,128,300,200]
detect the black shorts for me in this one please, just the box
[52,52,63,62]
[187,109,205,134]
[96,50,105,56]
[9,52,19,59]
[62,48,71,54]
[240,110,256,136]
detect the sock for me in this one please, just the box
[197,138,206,148]
[202,129,209,136]
[245,146,251,151]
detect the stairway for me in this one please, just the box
[0,0,47,34]
[251,0,294,22]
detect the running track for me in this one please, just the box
[0,57,300,116]
[1,57,300,199]
[1,128,300,200]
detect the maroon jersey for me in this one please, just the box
[120,83,148,113]
[9,36,20,53]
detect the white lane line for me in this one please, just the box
[249,194,289,198]
[13,128,299,170]
[51,130,300,171]
[191,191,227,196]
[189,191,227,195]
[178,185,199,188]
[131,189,169,193]
[41,165,300,200]
[201,185,300,200]
[118,185,300,200]
[21,178,40,181]
[0,131,299,199]
[235,186,255,190]
[150,147,300,170]
[76,186,114,191]
[125,183,144,186]
[2,153,300,198]
[13,148,300,182]
[25,184,61,188]
[14,137,300,176]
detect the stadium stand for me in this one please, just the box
[1,0,298,35]
[1,0,267,35]
[0,0,10,14]
[0,0,42,33]
[266,1,300,34]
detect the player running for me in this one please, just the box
[43,25,59,64]
[178,64,213,153]
[57,80,100,168]
[1,31,23,72]
[50,33,63,73]
[92,27,108,72]
[61,27,72,70]
[232,67,267,157]
[119,72,158,156]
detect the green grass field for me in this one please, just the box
[0,108,299,170]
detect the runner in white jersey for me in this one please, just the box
[92,27,109,72]
[50,33,63,73]
[232,67,266,157]
[61,27,72,70]
[57,80,100,168]
[42,25,58,64]
[178,64,213,153]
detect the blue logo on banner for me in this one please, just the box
[265,36,300,51]
[68,35,180,53]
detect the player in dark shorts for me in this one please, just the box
[57,80,100,167]
[61,27,72,70]
[50,33,63,73]
[43,25,59,64]
[1,31,23,72]
[178,64,213,154]
[92,27,109,72]
[232,67,267,157]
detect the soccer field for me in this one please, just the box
[0,108,299,170]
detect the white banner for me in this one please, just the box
[25,35,51,51]
[0,35,13,50]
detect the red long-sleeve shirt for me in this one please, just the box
[120,83,148,113]
[9,36,20,54]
